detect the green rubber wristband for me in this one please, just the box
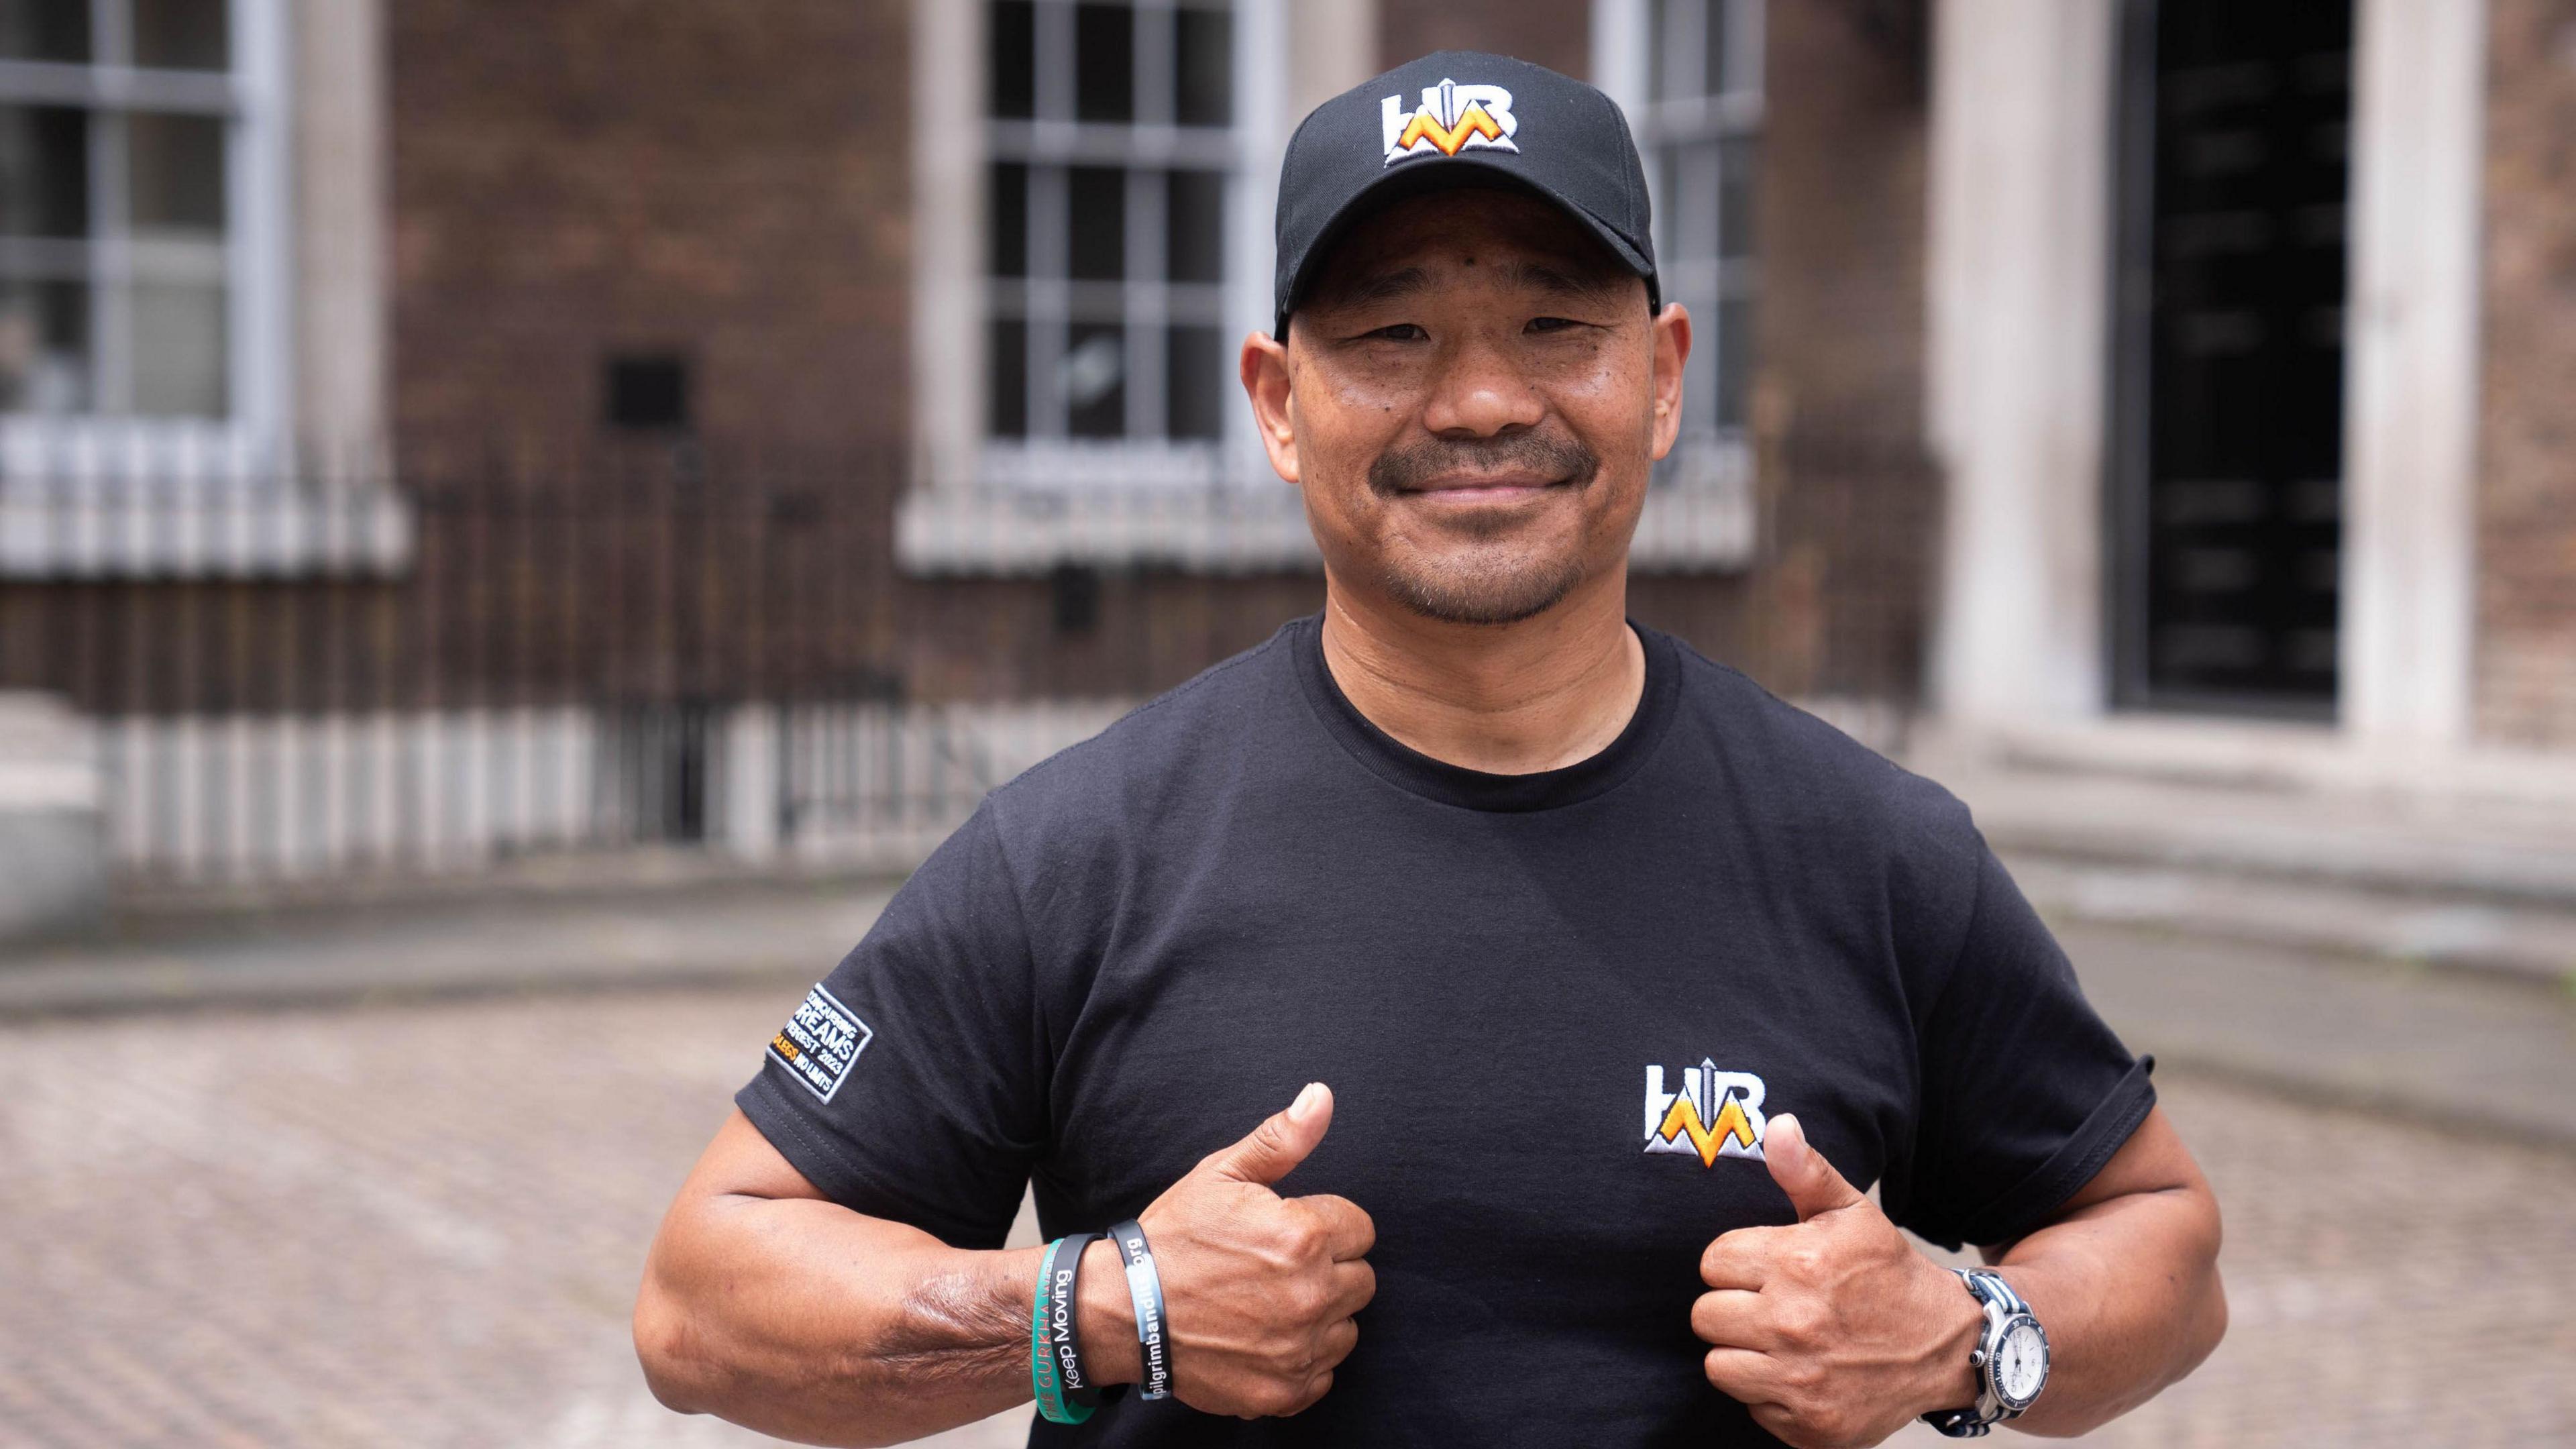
[1031,1238,1094,1424]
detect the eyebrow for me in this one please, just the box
[1334,265,1431,308]
[1499,258,1629,299]
[1322,256,1628,312]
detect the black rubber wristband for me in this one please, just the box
[1049,1232,1105,1407]
[1108,1217,1173,1401]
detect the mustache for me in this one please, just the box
[1366,430,1601,497]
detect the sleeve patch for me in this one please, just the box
[767,983,873,1104]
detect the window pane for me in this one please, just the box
[1067,166,1124,281]
[0,278,87,412]
[1706,0,1729,101]
[1075,4,1134,123]
[0,0,87,62]
[1166,324,1222,439]
[1718,138,1757,260]
[1063,323,1126,437]
[1175,8,1230,127]
[1719,0,1763,97]
[1165,169,1223,283]
[1715,295,1752,429]
[989,162,1027,277]
[989,0,1034,119]
[0,105,89,237]
[129,281,227,418]
[1661,142,1719,261]
[1648,0,1675,101]
[132,0,227,70]
[129,112,227,239]
[988,317,1026,437]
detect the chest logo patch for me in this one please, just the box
[769,983,872,1104]
[1644,1059,1768,1167]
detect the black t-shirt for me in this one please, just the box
[737,616,2153,1448]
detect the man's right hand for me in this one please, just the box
[1125,1082,1377,1418]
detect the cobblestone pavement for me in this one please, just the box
[3,981,2571,1448]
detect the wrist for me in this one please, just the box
[1073,1236,1144,1385]
[1915,1265,1988,1415]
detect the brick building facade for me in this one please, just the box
[370,0,1945,712]
[2475,0,2576,748]
[1,0,2572,898]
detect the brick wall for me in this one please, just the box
[1380,0,1589,75]
[2475,0,2576,747]
[387,0,914,456]
[1700,0,1933,702]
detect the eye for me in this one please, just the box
[1362,323,1428,341]
[1525,315,1582,334]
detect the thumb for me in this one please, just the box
[1203,1082,1334,1186]
[1764,1114,1864,1221]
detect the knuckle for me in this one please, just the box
[1350,1262,1379,1307]
[1282,1218,1327,1261]
[1786,1242,1829,1280]
[1282,1279,1328,1322]
[1256,1381,1303,1417]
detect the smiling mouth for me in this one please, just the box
[1399,474,1571,501]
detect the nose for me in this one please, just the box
[1419,329,1546,439]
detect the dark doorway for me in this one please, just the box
[2108,1,2351,715]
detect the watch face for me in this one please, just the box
[1994,1320,2048,1407]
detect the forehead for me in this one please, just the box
[1303,186,1632,307]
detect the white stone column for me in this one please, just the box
[294,0,386,462]
[722,704,782,864]
[2341,0,2487,747]
[1925,0,2119,730]
[912,0,986,491]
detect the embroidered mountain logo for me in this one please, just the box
[1644,1059,1768,1167]
[1382,78,1520,164]
[769,983,872,1104]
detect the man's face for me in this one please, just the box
[1243,187,1690,626]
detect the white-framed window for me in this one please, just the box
[981,0,1240,488]
[0,0,286,436]
[1605,0,1762,474]
[1589,0,1762,568]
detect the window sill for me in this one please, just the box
[0,418,411,578]
[897,436,1758,576]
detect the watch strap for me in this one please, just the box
[1921,1269,2025,1438]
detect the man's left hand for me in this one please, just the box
[1690,1114,1985,1449]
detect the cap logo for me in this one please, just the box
[1381,78,1519,166]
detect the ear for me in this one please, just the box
[1648,302,1694,463]
[1239,328,1301,484]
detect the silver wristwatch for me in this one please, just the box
[1922,1269,2049,1437]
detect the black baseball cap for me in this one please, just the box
[1272,50,1659,337]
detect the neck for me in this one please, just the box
[1318,569,1645,775]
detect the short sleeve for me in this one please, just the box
[735,803,1047,1248]
[1888,840,2157,1251]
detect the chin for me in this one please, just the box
[1375,551,1590,627]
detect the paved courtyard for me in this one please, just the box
[1,977,2571,1448]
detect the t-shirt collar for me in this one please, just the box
[1289,612,1680,813]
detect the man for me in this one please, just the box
[635,52,2224,1448]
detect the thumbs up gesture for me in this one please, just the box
[1130,1083,1377,1419]
[1690,1115,1985,1448]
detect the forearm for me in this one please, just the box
[1982,1183,2226,1437]
[636,1194,1140,1447]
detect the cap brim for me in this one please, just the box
[1277,156,1657,337]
